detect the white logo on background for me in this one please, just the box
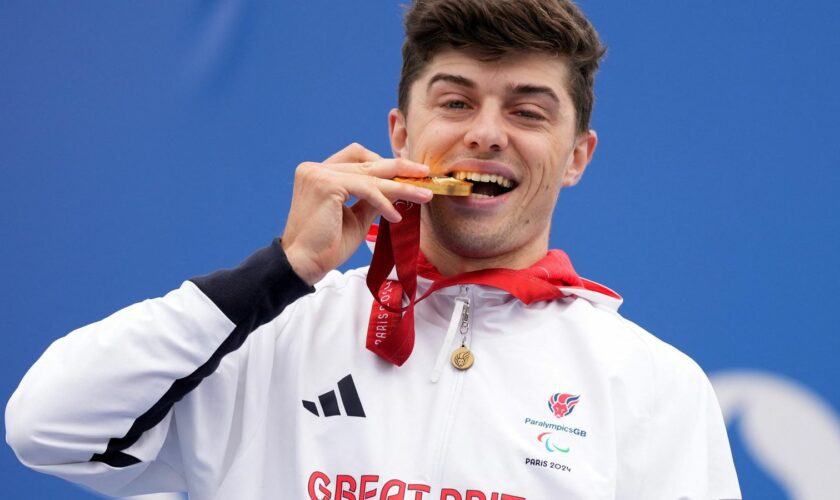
[711,370,840,500]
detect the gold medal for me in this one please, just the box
[393,176,473,196]
[451,346,474,370]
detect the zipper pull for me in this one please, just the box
[450,292,474,370]
[430,286,471,383]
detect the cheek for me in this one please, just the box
[537,169,563,198]
[521,141,566,192]
[410,127,461,165]
[533,138,573,192]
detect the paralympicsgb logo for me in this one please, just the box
[548,393,580,418]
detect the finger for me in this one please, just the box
[324,143,383,164]
[339,175,433,222]
[349,198,382,231]
[335,172,434,205]
[343,180,403,222]
[372,177,434,204]
[322,157,430,179]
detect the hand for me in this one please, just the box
[281,143,433,285]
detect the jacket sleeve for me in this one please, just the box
[5,239,313,496]
[636,346,742,500]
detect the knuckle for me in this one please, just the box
[295,161,316,177]
[295,162,331,186]
[295,161,318,173]
[346,142,365,155]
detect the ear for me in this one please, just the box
[388,108,409,159]
[562,129,597,187]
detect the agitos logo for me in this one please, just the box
[548,393,579,419]
[537,432,570,453]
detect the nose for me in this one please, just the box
[463,105,508,152]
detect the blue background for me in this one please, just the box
[2,1,838,498]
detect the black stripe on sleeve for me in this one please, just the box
[89,239,314,467]
[91,450,140,468]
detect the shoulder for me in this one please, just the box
[566,297,712,394]
[609,313,717,417]
[618,316,710,386]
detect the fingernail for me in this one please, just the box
[415,187,433,198]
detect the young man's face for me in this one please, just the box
[389,49,596,271]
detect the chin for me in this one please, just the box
[430,221,521,260]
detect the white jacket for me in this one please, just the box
[6,240,741,499]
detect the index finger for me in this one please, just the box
[324,143,383,164]
[324,158,429,179]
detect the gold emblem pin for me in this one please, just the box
[451,346,475,370]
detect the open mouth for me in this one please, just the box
[450,171,517,198]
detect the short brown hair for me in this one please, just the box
[398,0,606,134]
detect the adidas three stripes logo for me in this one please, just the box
[302,374,366,418]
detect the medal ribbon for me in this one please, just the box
[366,203,588,366]
[365,201,421,365]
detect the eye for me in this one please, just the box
[442,99,469,110]
[514,108,546,121]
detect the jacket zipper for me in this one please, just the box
[430,285,472,487]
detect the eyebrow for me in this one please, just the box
[426,73,475,91]
[426,73,560,105]
[509,84,560,104]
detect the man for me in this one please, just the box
[7,0,741,498]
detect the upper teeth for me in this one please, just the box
[452,171,514,188]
